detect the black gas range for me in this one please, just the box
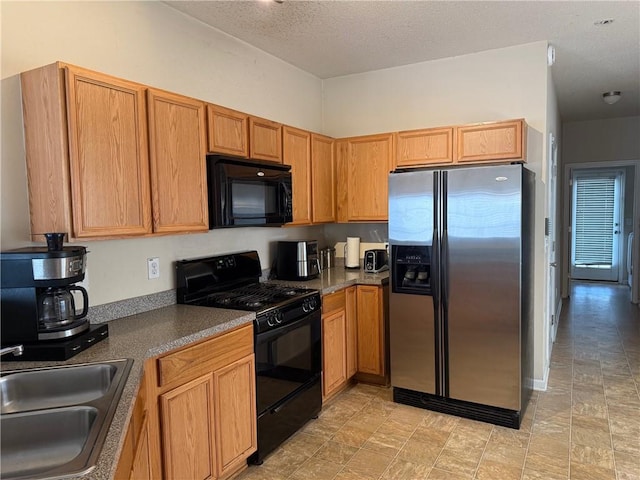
[176,251,322,464]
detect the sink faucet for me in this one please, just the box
[0,345,24,357]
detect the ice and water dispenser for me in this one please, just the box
[391,245,432,295]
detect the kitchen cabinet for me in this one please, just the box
[283,126,312,225]
[394,127,454,168]
[20,62,208,240]
[336,133,393,222]
[115,370,155,480]
[147,88,208,233]
[146,324,256,480]
[321,286,358,401]
[322,289,349,401]
[355,285,388,385]
[249,116,282,163]
[310,133,336,223]
[160,375,216,480]
[455,119,525,163]
[206,104,249,157]
[345,286,358,378]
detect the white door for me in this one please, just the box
[545,134,559,356]
[570,169,624,281]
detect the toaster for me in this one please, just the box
[364,249,388,273]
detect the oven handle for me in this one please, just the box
[270,374,321,415]
[255,310,320,343]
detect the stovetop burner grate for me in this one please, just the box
[195,282,316,311]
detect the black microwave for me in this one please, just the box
[206,154,293,228]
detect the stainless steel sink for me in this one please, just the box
[0,363,117,414]
[0,359,133,480]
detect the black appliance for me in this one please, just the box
[389,164,534,429]
[207,154,293,228]
[176,251,321,464]
[275,240,320,281]
[0,245,108,361]
[364,249,389,273]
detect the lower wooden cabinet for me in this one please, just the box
[355,285,388,385]
[322,287,358,401]
[213,356,257,478]
[127,324,256,480]
[161,375,216,480]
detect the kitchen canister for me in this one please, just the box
[345,237,360,269]
[319,247,336,270]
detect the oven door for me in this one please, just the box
[254,310,321,416]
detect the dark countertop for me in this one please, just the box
[0,262,388,479]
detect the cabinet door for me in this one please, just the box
[65,65,151,237]
[160,375,216,480]
[345,286,358,379]
[147,89,208,233]
[213,355,257,478]
[356,285,384,376]
[311,134,336,223]
[207,104,249,157]
[455,119,525,163]
[249,116,282,163]
[322,309,347,400]
[340,134,392,221]
[283,126,312,225]
[395,127,454,168]
[130,415,152,480]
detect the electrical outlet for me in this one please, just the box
[147,257,160,279]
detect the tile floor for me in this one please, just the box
[237,282,639,480]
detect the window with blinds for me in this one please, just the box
[573,175,615,268]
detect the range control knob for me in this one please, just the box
[274,310,284,325]
[266,314,276,327]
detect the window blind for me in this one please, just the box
[574,176,615,266]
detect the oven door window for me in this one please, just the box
[254,312,321,415]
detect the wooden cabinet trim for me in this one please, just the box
[322,309,347,400]
[157,324,253,389]
[322,288,346,314]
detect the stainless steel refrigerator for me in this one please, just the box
[388,163,534,428]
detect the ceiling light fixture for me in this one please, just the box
[602,91,622,105]
[594,19,615,26]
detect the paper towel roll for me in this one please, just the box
[345,237,360,268]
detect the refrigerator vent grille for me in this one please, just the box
[393,387,521,429]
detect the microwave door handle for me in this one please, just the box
[280,182,291,213]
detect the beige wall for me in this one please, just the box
[322,42,558,386]
[1,1,324,305]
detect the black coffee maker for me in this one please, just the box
[1,233,108,360]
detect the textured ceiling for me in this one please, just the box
[165,1,640,122]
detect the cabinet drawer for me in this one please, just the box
[323,289,346,315]
[157,324,253,388]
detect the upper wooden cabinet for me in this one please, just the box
[336,133,392,222]
[249,116,282,163]
[394,127,454,169]
[147,89,208,234]
[310,134,336,224]
[455,119,525,164]
[206,104,249,157]
[283,126,312,225]
[65,65,152,238]
[21,62,210,240]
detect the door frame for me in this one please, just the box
[545,132,559,367]
[562,159,640,304]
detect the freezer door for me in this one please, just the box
[389,170,434,245]
[390,292,436,394]
[445,164,523,411]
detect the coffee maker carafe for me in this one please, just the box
[38,285,89,330]
[1,237,108,360]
